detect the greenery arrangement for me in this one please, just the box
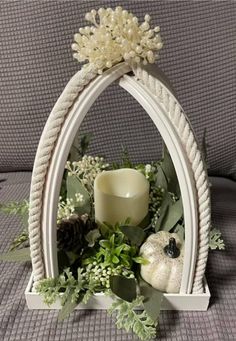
[0,134,224,340]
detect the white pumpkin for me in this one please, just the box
[140,231,184,293]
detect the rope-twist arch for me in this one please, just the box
[133,66,211,293]
[28,62,210,294]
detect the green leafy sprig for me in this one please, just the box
[36,267,100,320]
[109,296,157,341]
[83,228,146,269]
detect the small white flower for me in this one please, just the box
[145,164,152,173]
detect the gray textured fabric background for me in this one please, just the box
[0,1,236,178]
[0,173,236,340]
[1,2,236,340]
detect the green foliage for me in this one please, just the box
[160,198,183,232]
[154,191,183,233]
[69,133,92,162]
[161,145,180,196]
[10,229,29,251]
[0,200,29,228]
[209,228,225,250]
[108,296,157,341]
[110,275,137,302]
[36,267,99,318]
[0,200,30,254]
[155,165,168,191]
[58,290,79,321]
[66,175,91,215]
[111,145,133,169]
[83,231,141,269]
[0,247,31,262]
[119,225,146,247]
[85,228,101,247]
[173,223,185,242]
[121,145,133,168]
[0,200,29,216]
[139,278,163,321]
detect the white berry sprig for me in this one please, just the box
[72,6,163,74]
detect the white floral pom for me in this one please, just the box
[72,6,163,73]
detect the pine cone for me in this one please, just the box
[57,214,97,252]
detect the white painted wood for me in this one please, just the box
[42,63,131,278]
[119,75,198,294]
[25,274,210,311]
[41,62,198,295]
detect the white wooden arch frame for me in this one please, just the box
[26,62,211,310]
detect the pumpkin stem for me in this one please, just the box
[164,237,180,258]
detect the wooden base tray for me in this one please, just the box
[25,274,210,311]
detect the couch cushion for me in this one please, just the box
[0,2,236,179]
[0,174,235,340]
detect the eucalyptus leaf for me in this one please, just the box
[161,145,180,196]
[139,278,163,321]
[69,133,92,162]
[138,213,151,229]
[155,165,167,190]
[0,247,31,262]
[80,134,92,157]
[119,225,146,247]
[161,198,183,232]
[110,275,137,302]
[155,192,172,232]
[173,224,185,242]
[66,175,90,214]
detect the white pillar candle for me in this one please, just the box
[94,168,149,226]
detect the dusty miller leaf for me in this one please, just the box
[58,290,79,321]
[108,296,157,341]
[209,228,225,250]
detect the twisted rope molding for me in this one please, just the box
[133,66,211,293]
[28,64,98,288]
[28,62,210,294]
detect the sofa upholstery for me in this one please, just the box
[1,1,236,340]
[0,1,236,179]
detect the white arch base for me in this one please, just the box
[25,274,210,311]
